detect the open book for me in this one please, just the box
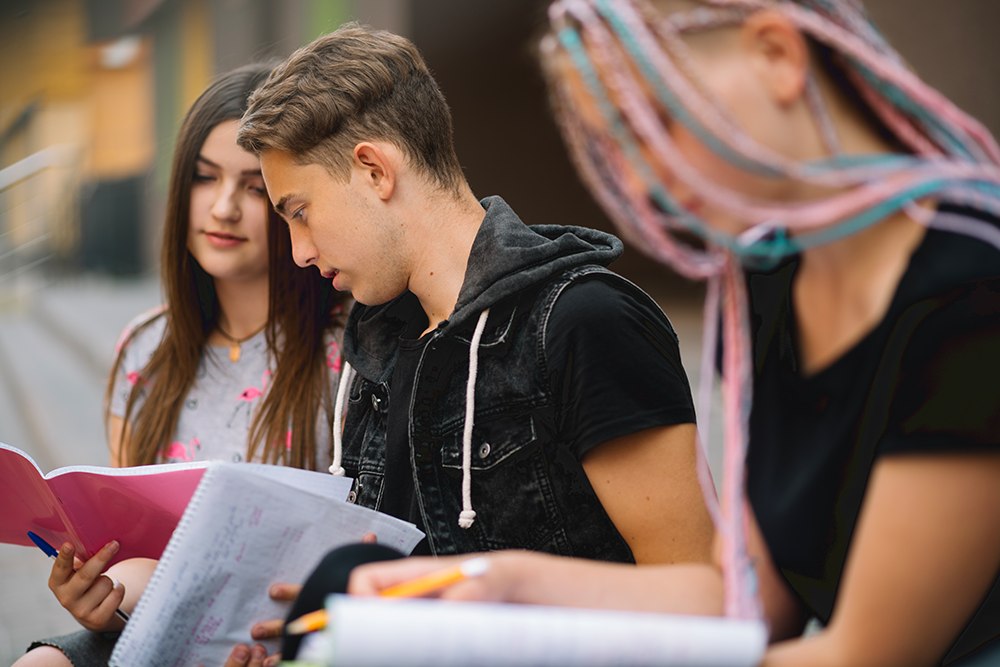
[1,442,209,564]
[0,442,355,565]
[299,596,767,667]
[109,461,425,667]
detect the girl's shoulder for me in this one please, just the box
[114,305,168,359]
[896,205,1000,309]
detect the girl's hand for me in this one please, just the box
[349,551,724,614]
[48,541,127,632]
[347,552,524,602]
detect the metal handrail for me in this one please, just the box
[0,144,80,302]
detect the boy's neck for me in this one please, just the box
[405,186,485,335]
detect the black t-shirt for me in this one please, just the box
[545,276,696,457]
[382,309,433,554]
[744,206,1000,663]
[382,275,696,552]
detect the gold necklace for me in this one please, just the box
[216,323,266,362]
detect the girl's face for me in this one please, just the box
[187,119,270,285]
[555,1,832,238]
[659,17,828,234]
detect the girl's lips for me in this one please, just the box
[204,231,246,248]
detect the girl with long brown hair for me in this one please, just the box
[108,61,344,471]
[17,62,347,667]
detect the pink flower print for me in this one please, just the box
[238,370,271,403]
[163,437,200,462]
[126,371,141,386]
[326,340,343,373]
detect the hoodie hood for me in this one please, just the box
[449,195,623,329]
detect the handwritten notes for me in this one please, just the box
[110,463,423,666]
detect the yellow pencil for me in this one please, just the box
[285,607,328,635]
[379,557,490,598]
[284,557,491,635]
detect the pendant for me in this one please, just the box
[229,342,241,363]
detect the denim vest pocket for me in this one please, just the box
[436,414,576,553]
[439,414,537,470]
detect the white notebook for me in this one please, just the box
[300,595,767,667]
[109,462,424,666]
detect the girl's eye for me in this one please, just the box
[193,172,215,183]
[248,184,267,196]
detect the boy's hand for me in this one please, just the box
[217,643,272,667]
[246,582,301,642]
[212,581,302,667]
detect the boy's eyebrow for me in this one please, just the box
[196,155,262,177]
[274,194,301,217]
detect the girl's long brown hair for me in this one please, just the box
[106,63,345,469]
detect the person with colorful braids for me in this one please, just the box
[347,2,1000,665]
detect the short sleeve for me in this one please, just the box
[109,309,166,418]
[882,279,1000,454]
[545,276,696,459]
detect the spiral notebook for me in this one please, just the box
[109,462,424,667]
[302,596,767,666]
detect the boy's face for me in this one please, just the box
[259,148,409,306]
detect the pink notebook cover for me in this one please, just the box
[0,443,208,565]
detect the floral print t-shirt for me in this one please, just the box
[110,307,340,469]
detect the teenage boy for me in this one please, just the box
[233,27,713,663]
[239,21,712,563]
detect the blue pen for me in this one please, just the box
[27,531,130,623]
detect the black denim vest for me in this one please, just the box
[339,265,639,562]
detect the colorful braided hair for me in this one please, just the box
[539,0,1000,619]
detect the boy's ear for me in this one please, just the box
[741,9,810,107]
[353,142,395,200]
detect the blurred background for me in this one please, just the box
[0,0,997,661]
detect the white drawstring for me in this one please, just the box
[330,361,355,476]
[459,309,490,529]
[332,310,490,527]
